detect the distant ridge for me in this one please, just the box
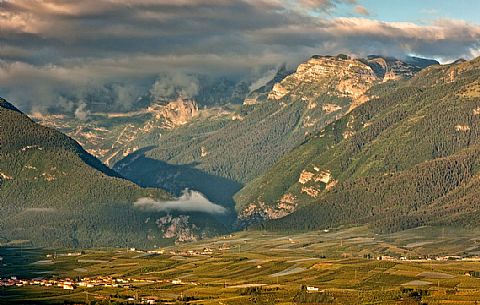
[404,56,440,68]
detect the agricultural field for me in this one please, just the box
[2,226,480,304]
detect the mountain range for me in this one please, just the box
[35,55,438,208]
[5,53,480,247]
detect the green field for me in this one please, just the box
[2,226,480,304]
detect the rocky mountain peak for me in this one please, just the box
[267,55,377,105]
[149,98,199,129]
[266,54,437,110]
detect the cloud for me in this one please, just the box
[74,102,90,120]
[134,190,227,214]
[150,72,199,100]
[249,67,279,91]
[354,5,369,16]
[295,0,357,12]
[0,0,479,112]
[249,18,480,61]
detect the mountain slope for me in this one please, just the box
[33,98,202,167]
[236,57,480,231]
[0,98,226,247]
[113,55,436,208]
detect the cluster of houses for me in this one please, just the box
[0,244,230,293]
[129,246,222,257]
[0,275,196,290]
[45,251,82,258]
[0,276,129,290]
[375,255,480,262]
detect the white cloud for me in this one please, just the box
[249,67,279,91]
[150,72,199,100]
[74,102,90,120]
[134,190,227,214]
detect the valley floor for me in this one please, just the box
[1,226,480,304]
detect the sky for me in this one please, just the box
[0,0,479,113]
[359,0,480,24]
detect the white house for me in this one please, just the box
[306,286,319,292]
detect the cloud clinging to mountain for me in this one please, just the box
[134,190,227,214]
[0,0,479,112]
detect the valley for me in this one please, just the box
[4,54,480,248]
[2,2,480,304]
[2,226,480,304]
[2,55,480,304]
[32,55,439,222]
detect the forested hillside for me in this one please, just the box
[114,55,435,207]
[0,99,227,247]
[236,57,480,232]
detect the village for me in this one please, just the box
[2,249,479,290]
[374,254,480,262]
[0,274,197,289]
[0,273,177,304]
[0,246,223,292]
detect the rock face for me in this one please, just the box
[0,171,13,185]
[149,98,198,129]
[366,55,421,81]
[267,56,375,101]
[268,83,290,100]
[239,166,338,222]
[34,98,199,166]
[266,54,432,111]
[238,193,298,224]
[322,103,342,114]
[455,125,471,132]
[155,215,199,243]
[299,170,315,184]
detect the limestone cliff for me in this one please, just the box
[267,54,434,111]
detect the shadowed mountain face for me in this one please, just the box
[236,57,480,232]
[0,98,229,247]
[114,147,242,214]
